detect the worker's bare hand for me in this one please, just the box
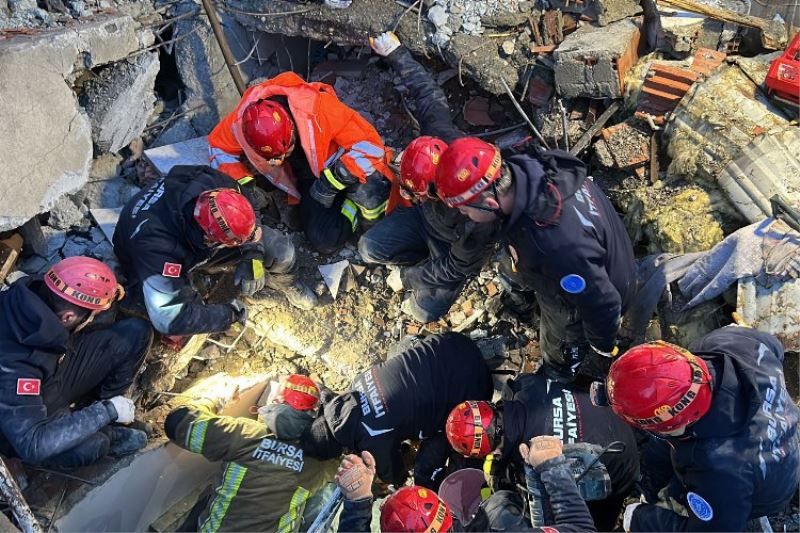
[369,31,401,57]
[335,451,376,501]
[519,435,563,468]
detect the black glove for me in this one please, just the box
[234,258,266,296]
[230,299,248,326]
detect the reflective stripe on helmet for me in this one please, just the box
[45,268,116,310]
[629,355,707,428]
[468,401,485,458]
[206,190,258,245]
[340,199,359,231]
[426,499,449,533]
[441,149,502,207]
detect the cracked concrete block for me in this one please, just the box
[80,52,160,154]
[0,15,146,232]
[48,194,86,230]
[554,18,641,98]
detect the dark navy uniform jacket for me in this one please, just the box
[384,47,499,292]
[322,332,493,485]
[633,327,800,531]
[114,165,261,335]
[502,150,637,351]
[0,279,116,463]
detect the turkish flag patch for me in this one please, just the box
[162,262,182,278]
[17,378,41,396]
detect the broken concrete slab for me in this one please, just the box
[47,194,87,230]
[80,52,160,154]
[143,136,210,177]
[554,18,641,99]
[89,207,123,243]
[0,15,147,232]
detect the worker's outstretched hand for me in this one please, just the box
[108,396,136,424]
[336,451,376,501]
[369,31,401,57]
[519,435,563,469]
[230,299,248,327]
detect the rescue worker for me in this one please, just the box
[165,374,337,532]
[114,165,317,337]
[208,71,396,254]
[605,327,800,532]
[434,138,637,383]
[334,436,598,532]
[357,32,499,322]
[0,256,153,468]
[444,372,639,531]
[300,332,493,489]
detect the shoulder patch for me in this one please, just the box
[17,378,41,396]
[560,274,586,294]
[162,262,182,278]
[687,492,713,522]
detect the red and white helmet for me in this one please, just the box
[241,100,295,159]
[607,341,713,434]
[445,401,497,458]
[399,136,448,200]
[44,256,121,311]
[281,374,320,411]
[434,138,503,207]
[193,189,260,247]
[380,486,454,532]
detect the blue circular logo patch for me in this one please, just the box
[560,274,586,294]
[687,492,713,522]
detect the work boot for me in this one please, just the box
[280,280,319,310]
[100,426,148,457]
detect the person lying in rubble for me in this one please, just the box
[604,328,800,532]
[433,138,637,385]
[0,256,153,469]
[355,31,500,323]
[444,371,639,531]
[299,332,493,491]
[113,165,318,337]
[334,436,597,532]
[207,70,398,255]
[166,373,338,532]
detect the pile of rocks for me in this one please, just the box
[427,0,530,46]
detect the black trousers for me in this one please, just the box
[40,318,153,468]
[298,179,354,255]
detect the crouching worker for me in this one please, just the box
[0,256,153,468]
[444,371,639,530]
[114,165,317,338]
[301,333,493,490]
[606,328,800,532]
[165,374,337,532]
[335,435,597,532]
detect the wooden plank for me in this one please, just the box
[143,136,210,177]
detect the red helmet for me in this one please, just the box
[380,486,454,533]
[607,341,713,434]
[282,374,320,411]
[193,189,259,247]
[435,138,502,207]
[241,100,295,159]
[399,136,448,200]
[44,256,120,311]
[445,401,496,458]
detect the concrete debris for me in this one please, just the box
[319,260,351,299]
[80,52,160,154]
[0,14,146,232]
[554,18,641,99]
[599,119,651,169]
[664,54,800,223]
[548,0,641,26]
[737,276,800,351]
[89,207,123,243]
[47,194,87,230]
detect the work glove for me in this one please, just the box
[107,396,136,424]
[369,31,401,56]
[230,299,248,327]
[519,435,563,469]
[336,451,376,501]
[623,503,642,532]
[765,233,800,279]
[235,258,266,296]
